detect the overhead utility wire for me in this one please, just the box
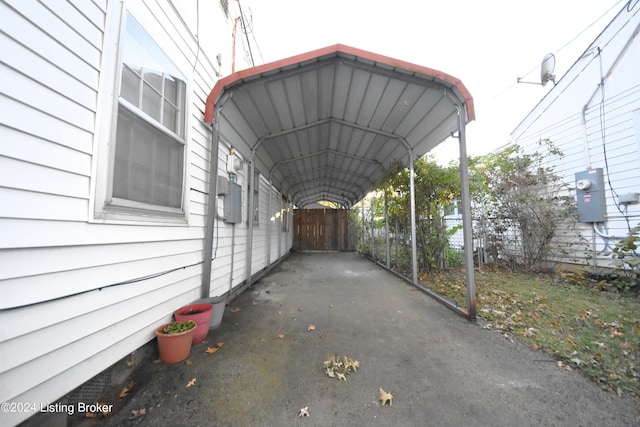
[479,0,625,110]
[237,1,255,66]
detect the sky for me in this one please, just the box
[233,0,624,163]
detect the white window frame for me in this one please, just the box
[91,6,190,224]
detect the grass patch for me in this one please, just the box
[422,268,640,399]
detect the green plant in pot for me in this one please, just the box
[154,320,197,364]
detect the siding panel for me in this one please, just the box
[0,93,94,154]
[0,126,91,176]
[0,35,97,109]
[0,2,99,88]
[7,0,102,59]
[0,64,95,131]
[0,156,90,199]
[0,250,204,309]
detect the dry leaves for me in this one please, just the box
[206,342,224,353]
[186,378,197,387]
[130,408,147,419]
[277,333,285,339]
[323,355,359,381]
[307,324,316,331]
[230,307,241,313]
[298,406,310,417]
[379,387,393,406]
[119,381,134,398]
[185,359,192,365]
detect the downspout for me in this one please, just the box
[202,112,221,298]
[245,153,256,287]
[457,105,476,321]
[409,150,418,285]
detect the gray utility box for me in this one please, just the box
[575,168,606,223]
[223,181,242,224]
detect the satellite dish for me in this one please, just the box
[540,53,556,86]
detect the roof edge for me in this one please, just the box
[204,44,475,123]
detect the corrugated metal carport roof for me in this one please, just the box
[204,44,474,208]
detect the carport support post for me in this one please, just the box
[267,180,272,267]
[409,151,418,285]
[385,190,390,268]
[202,116,220,299]
[457,107,476,321]
[246,155,256,288]
[370,197,374,258]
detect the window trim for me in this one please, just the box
[91,7,190,225]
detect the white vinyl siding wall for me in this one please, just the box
[511,6,640,268]
[0,0,292,425]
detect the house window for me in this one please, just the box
[109,14,187,214]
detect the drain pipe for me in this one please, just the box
[229,222,235,294]
[202,113,221,299]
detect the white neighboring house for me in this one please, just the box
[0,1,292,425]
[511,2,640,269]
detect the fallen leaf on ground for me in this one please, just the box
[152,358,161,364]
[186,378,196,387]
[307,324,316,331]
[119,381,134,398]
[318,332,326,338]
[215,342,224,348]
[130,408,146,419]
[126,356,136,367]
[206,347,219,354]
[230,307,241,313]
[379,387,393,406]
[277,333,285,339]
[185,359,192,365]
[298,406,310,417]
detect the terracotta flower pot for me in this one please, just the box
[155,321,196,364]
[174,303,213,344]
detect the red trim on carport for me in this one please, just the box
[204,44,475,123]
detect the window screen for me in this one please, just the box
[111,14,186,211]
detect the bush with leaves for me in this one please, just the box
[468,140,581,270]
[611,224,640,291]
[361,157,461,272]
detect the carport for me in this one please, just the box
[203,44,477,320]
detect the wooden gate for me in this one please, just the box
[293,208,355,251]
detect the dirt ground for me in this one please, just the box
[93,251,639,426]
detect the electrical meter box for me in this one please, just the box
[223,181,242,224]
[575,168,606,223]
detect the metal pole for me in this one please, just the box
[458,106,477,321]
[370,197,374,259]
[385,190,390,268]
[409,151,418,285]
[202,116,220,298]
[361,201,365,249]
[246,156,255,287]
[267,180,272,267]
